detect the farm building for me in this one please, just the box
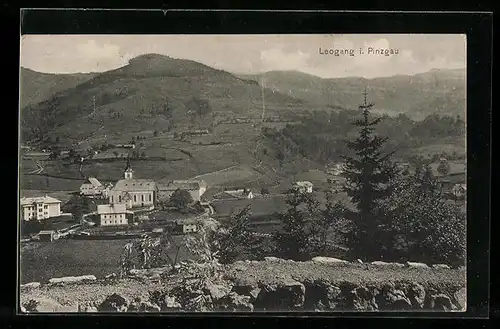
[80,177,112,198]
[173,218,199,234]
[293,181,313,193]
[157,180,207,202]
[437,172,466,192]
[38,230,58,242]
[20,196,62,221]
[97,203,130,227]
[108,160,157,209]
[116,144,136,149]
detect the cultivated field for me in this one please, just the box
[212,195,289,218]
[20,175,84,192]
[20,237,194,284]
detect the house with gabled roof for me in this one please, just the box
[157,179,207,202]
[97,203,131,226]
[80,177,112,198]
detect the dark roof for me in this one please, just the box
[158,180,207,191]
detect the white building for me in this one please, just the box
[293,181,313,193]
[174,219,198,234]
[157,180,207,202]
[452,184,467,199]
[80,177,112,197]
[97,203,129,226]
[108,160,157,209]
[20,196,62,221]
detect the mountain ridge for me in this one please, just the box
[20,54,465,144]
[20,54,311,143]
[239,68,465,118]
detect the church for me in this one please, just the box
[108,159,157,210]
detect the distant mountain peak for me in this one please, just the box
[129,53,173,62]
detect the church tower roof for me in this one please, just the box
[124,156,134,179]
[124,156,133,171]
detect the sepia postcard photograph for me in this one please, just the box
[18,33,467,313]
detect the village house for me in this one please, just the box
[157,180,207,202]
[20,196,62,221]
[293,181,313,193]
[108,159,157,210]
[38,230,58,242]
[116,144,136,149]
[435,162,466,193]
[97,203,130,227]
[452,183,467,199]
[173,218,199,234]
[80,177,112,198]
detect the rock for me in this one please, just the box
[325,285,342,310]
[429,294,454,311]
[343,285,379,311]
[355,259,363,264]
[432,264,451,270]
[406,283,426,309]
[232,283,261,301]
[264,256,284,262]
[377,284,412,310]
[304,280,344,311]
[48,275,97,285]
[406,261,430,269]
[164,296,182,310]
[204,282,232,301]
[255,279,306,310]
[98,293,128,312]
[221,292,254,311]
[21,282,41,289]
[311,256,348,264]
[453,287,466,311]
[128,299,161,312]
[387,289,412,310]
[371,261,389,266]
[371,261,404,267]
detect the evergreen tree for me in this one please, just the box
[272,187,319,260]
[341,89,398,260]
[215,205,255,264]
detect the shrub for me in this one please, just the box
[168,189,193,210]
[385,170,466,266]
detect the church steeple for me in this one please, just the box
[124,156,133,179]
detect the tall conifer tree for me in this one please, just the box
[341,88,397,260]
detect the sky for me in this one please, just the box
[20,34,466,79]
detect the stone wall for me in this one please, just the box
[20,257,466,313]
